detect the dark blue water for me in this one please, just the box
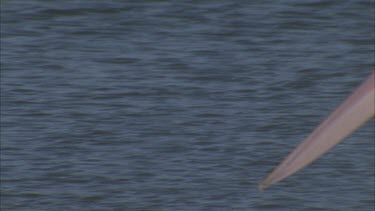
[1,1,374,210]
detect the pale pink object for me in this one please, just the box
[259,71,375,190]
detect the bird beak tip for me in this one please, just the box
[258,176,274,191]
[258,182,266,191]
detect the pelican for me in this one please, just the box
[259,71,375,190]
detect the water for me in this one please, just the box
[1,0,374,210]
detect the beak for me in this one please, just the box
[259,71,375,190]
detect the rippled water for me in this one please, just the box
[1,1,374,210]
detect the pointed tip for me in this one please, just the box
[258,180,270,191]
[258,183,265,191]
[258,171,278,191]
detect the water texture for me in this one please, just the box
[1,0,374,210]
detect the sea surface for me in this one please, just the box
[1,0,374,210]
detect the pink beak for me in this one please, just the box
[259,71,375,190]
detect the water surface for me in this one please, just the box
[1,1,374,210]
